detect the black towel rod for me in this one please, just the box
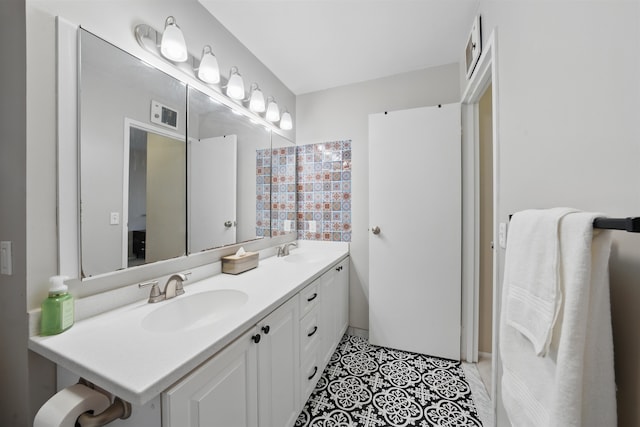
[593,217,640,232]
[508,215,640,233]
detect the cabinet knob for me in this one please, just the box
[371,226,381,235]
[261,325,270,334]
[251,334,261,344]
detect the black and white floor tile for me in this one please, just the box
[296,335,484,426]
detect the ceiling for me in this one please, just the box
[198,0,480,95]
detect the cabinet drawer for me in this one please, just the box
[299,281,320,318]
[300,307,321,360]
[301,353,321,402]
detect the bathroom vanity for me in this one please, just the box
[30,243,349,426]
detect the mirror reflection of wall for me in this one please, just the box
[79,29,187,278]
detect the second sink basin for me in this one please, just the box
[283,253,323,264]
[141,290,248,333]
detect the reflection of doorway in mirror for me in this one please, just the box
[124,120,186,268]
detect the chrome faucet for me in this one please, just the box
[139,272,190,303]
[277,242,297,257]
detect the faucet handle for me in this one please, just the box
[138,280,163,303]
[175,272,191,296]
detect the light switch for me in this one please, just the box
[499,222,507,248]
[284,220,291,232]
[1,241,12,276]
[309,221,317,233]
[110,212,120,225]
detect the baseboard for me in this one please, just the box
[346,326,369,339]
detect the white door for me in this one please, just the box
[189,135,237,253]
[369,104,461,361]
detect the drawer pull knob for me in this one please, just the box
[307,326,318,337]
[261,325,270,334]
[307,293,318,302]
[251,334,261,344]
[308,366,318,380]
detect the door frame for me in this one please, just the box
[461,29,500,406]
[122,118,185,268]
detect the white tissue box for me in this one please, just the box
[221,252,259,275]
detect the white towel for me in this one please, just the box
[500,210,617,427]
[504,207,576,356]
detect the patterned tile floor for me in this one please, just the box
[296,335,483,426]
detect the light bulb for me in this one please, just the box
[160,16,188,62]
[197,45,220,84]
[226,66,245,100]
[248,83,265,113]
[280,110,293,130]
[265,97,280,122]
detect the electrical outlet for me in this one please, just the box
[499,222,507,248]
[309,221,317,233]
[1,241,12,275]
[284,220,291,232]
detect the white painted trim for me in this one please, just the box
[56,17,80,279]
[461,28,500,425]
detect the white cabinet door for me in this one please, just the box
[163,329,259,427]
[257,297,300,427]
[320,257,350,366]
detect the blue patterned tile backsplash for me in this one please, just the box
[297,140,352,242]
[256,140,352,242]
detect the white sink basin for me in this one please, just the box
[283,253,323,264]
[141,290,248,333]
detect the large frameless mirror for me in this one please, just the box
[77,29,284,280]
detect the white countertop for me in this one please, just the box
[29,242,348,405]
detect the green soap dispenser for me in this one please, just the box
[40,275,74,336]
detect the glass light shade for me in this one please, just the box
[248,84,265,113]
[197,46,220,84]
[226,67,245,100]
[160,16,188,62]
[280,110,293,130]
[265,97,280,122]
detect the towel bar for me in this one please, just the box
[508,215,640,233]
[593,217,640,233]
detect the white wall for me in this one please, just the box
[0,2,30,426]
[468,1,640,425]
[296,64,461,330]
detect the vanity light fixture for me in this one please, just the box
[133,20,294,131]
[280,109,293,130]
[160,16,188,62]
[248,83,266,113]
[265,97,280,122]
[196,45,220,84]
[226,66,245,100]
